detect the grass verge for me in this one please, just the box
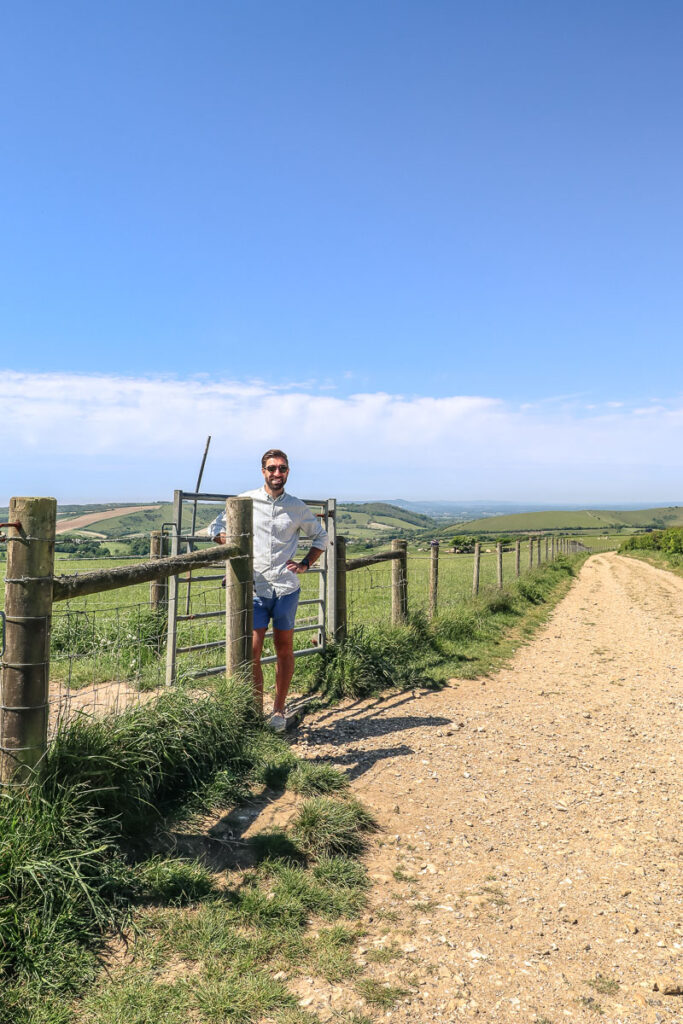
[620,548,683,580]
[0,678,389,1024]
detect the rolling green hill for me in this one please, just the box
[71,500,437,546]
[336,502,434,540]
[436,506,683,536]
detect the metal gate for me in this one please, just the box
[165,490,336,685]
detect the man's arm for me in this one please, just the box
[286,546,325,574]
[286,503,328,573]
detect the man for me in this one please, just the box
[210,449,327,731]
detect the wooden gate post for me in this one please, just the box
[391,539,408,625]
[1,497,56,784]
[472,542,481,596]
[429,540,439,619]
[333,535,347,643]
[515,539,521,577]
[224,497,254,687]
[496,542,503,590]
[149,531,167,610]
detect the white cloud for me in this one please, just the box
[1,371,682,503]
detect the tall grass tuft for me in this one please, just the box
[0,680,278,1008]
[291,797,378,857]
[299,624,435,700]
[0,782,129,994]
[42,679,256,836]
[287,761,349,796]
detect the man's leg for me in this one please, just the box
[272,628,295,715]
[252,627,268,712]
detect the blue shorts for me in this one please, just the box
[253,590,300,631]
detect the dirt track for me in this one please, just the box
[290,553,683,1022]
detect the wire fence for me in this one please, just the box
[0,494,621,783]
[40,545,325,741]
[345,536,616,629]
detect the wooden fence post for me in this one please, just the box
[224,497,254,691]
[429,540,439,619]
[496,542,503,589]
[551,536,555,560]
[334,535,347,642]
[391,539,408,625]
[325,499,337,641]
[528,536,534,569]
[1,497,56,784]
[472,542,481,596]
[515,539,521,577]
[149,531,167,610]
[545,536,549,561]
[537,537,542,564]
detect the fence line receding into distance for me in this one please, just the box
[1,493,612,784]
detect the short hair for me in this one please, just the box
[261,448,289,469]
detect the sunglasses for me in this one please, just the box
[265,464,289,473]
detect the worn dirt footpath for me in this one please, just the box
[290,554,682,1023]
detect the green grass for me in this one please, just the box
[287,761,350,796]
[291,797,378,857]
[0,674,398,1024]
[621,547,683,579]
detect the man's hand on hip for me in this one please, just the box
[286,559,308,574]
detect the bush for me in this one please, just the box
[619,532,663,552]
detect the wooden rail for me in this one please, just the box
[52,544,241,602]
[345,549,402,572]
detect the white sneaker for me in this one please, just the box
[268,713,287,733]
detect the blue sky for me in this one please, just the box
[2,2,682,503]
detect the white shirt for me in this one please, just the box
[209,487,328,597]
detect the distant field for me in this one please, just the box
[6,499,679,547]
[78,502,223,539]
[441,506,683,535]
[56,505,161,534]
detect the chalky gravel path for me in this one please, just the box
[291,553,682,1023]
